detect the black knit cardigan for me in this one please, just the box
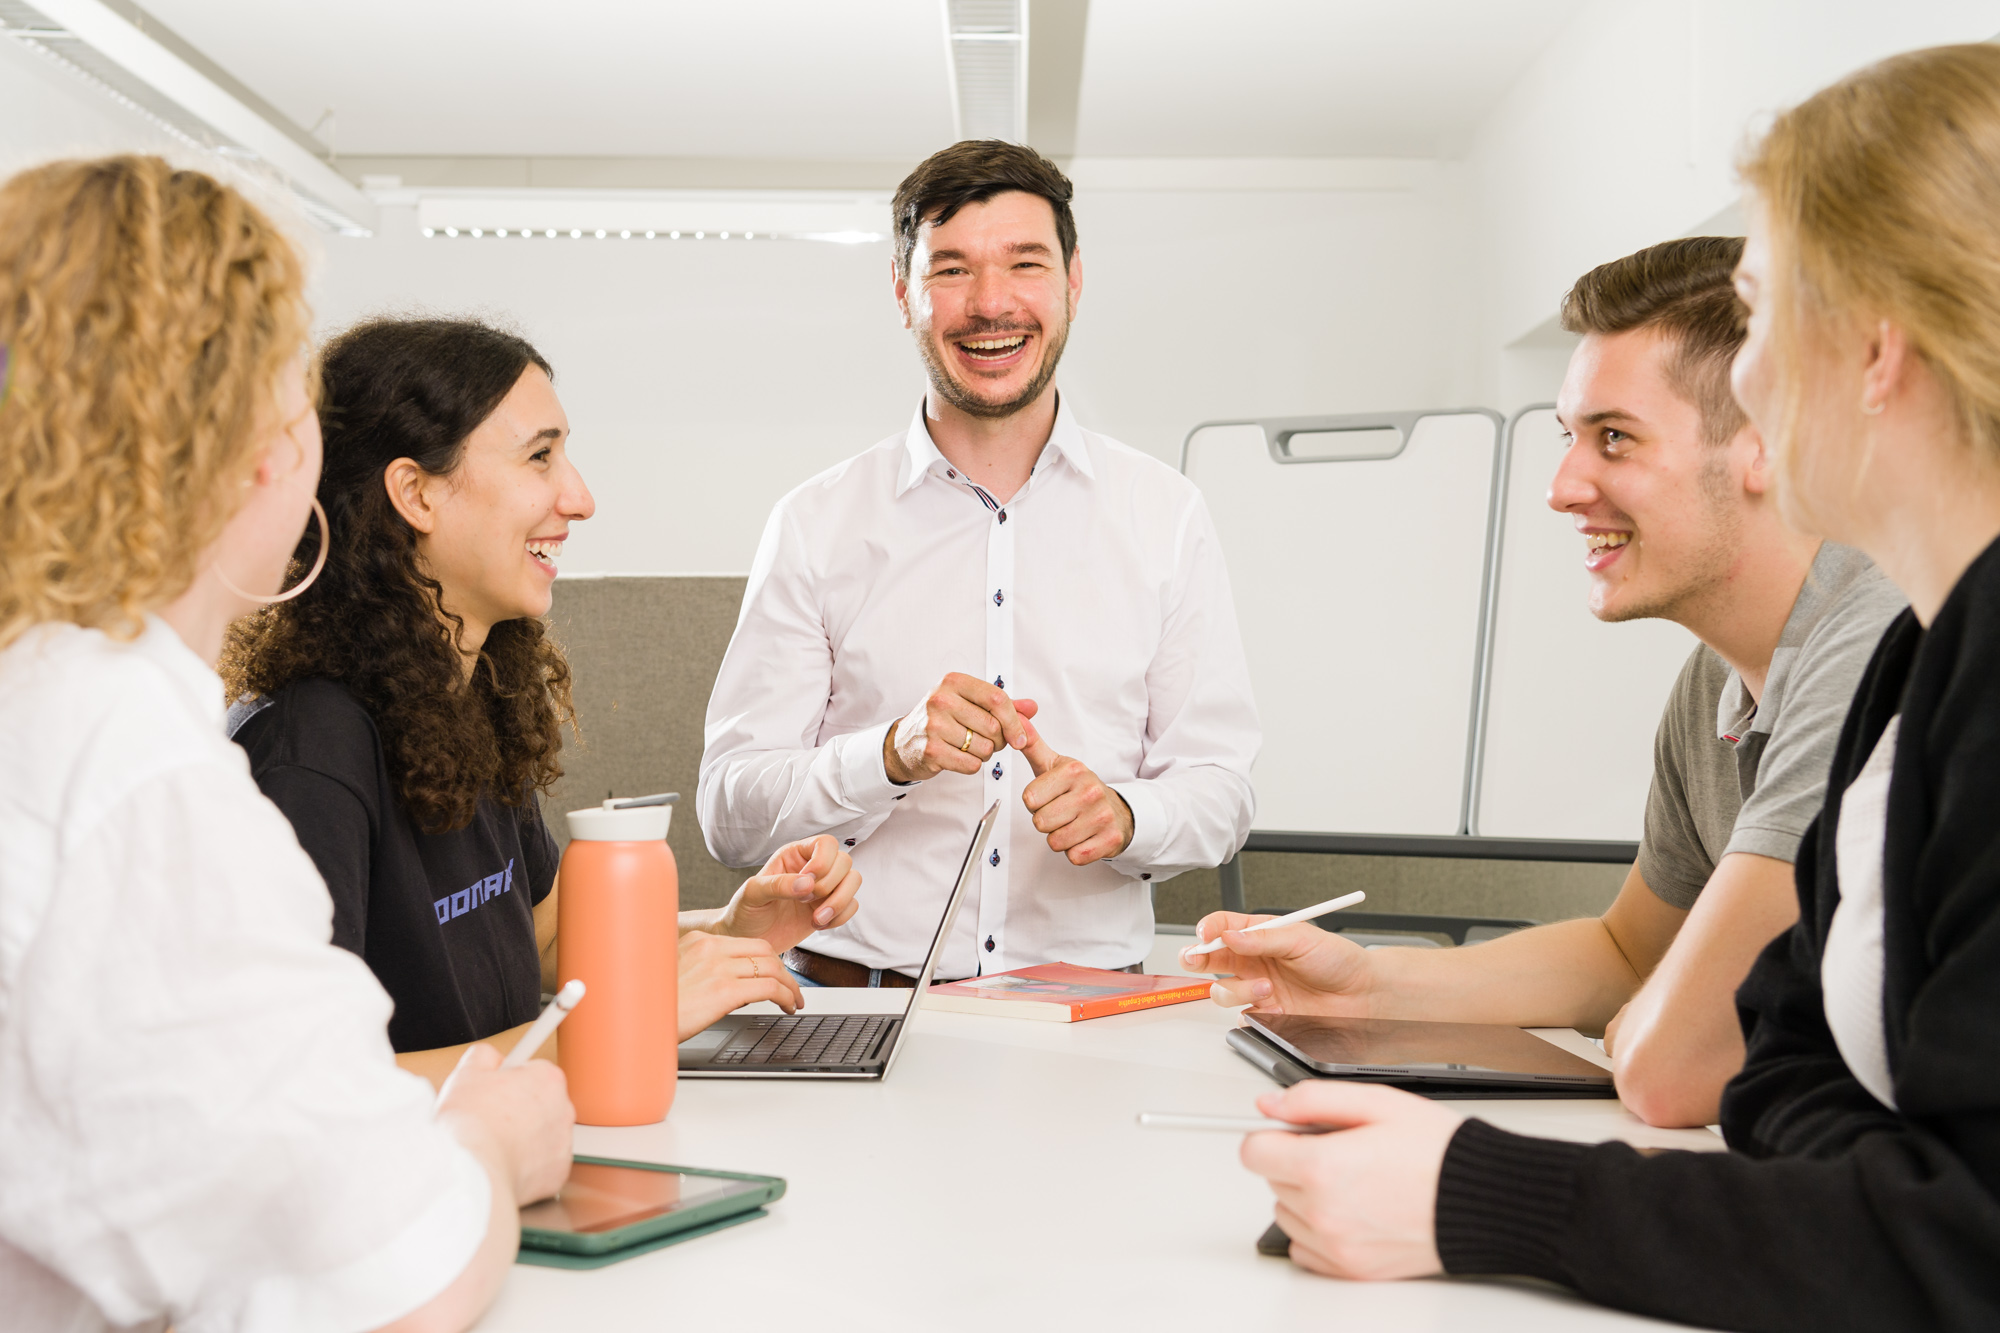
[1431,534,2000,1331]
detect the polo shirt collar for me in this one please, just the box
[1714,541,1866,742]
[894,392,1093,498]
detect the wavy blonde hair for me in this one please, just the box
[0,155,310,651]
[1741,43,2000,505]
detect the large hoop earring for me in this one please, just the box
[213,497,330,605]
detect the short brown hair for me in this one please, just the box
[1560,236,1748,446]
[893,140,1077,279]
[0,156,310,652]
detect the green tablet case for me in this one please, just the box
[516,1156,784,1269]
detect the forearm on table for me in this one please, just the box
[395,1020,554,1092]
[1612,853,1801,1127]
[1365,916,1644,1031]
[377,1131,519,1333]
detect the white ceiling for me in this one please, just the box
[137,0,1586,162]
[1076,0,1590,157]
[137,0,959,159]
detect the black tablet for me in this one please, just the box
[1234,1013,1616,1097]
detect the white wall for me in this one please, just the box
[311,171,1477,574]
[1469,0,2000,412]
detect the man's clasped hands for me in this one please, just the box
[677,672,1132,1037]
[884,671,1135,866]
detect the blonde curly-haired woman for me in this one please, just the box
[0,157,571,1333]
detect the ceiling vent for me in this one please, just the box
[0,0,375,235]
[945,0,1026,143]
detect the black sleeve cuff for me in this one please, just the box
[1435,1117,1589,1282]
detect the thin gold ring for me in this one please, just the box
[960,728,975,752]
[750,956,761,979]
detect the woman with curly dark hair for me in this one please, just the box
[223,316,860,1086]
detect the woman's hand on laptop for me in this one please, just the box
[1181,913,1377,1017]
[1239,1082,1454,1280]
[678,932,801,1040]
[708,835,862,953]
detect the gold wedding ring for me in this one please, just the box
[750,956,761,979]
[960,728,975,752]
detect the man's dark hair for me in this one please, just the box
[1560,236,1748,445]
[893,140,1077,279]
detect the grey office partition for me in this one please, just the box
[1470,405,1695,842]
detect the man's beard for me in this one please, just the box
[916,302,1071,421]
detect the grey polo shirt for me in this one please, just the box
[1637,542,1907,910]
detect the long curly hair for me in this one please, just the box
[0,156,310,651]
[222,318,574,833]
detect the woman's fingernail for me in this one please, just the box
[815,908,832,926]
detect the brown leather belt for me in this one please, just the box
[784,945,1142,989]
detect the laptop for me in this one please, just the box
[677,801,997,1081]
[1228,1012,1616,1098]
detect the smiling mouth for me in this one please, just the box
[527,539,563,571]
[1583,531,1631,566]
[956,333,1029,362]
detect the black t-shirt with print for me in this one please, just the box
[230,678,559,1053]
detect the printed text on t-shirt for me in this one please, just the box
[435,859,515,926]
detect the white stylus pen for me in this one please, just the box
[502,978,585,1067]
[1181,889,1367,957]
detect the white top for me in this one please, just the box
[1825,715,1900,1110]
[697,400,1260,977]
[0,619,491,1333]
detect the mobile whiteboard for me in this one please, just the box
[1183,410,1503,837]
[1470,406,1696,841]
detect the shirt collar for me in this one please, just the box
[1714,541,1871,741]
[894,393,1094,499]
[137,614,228,730]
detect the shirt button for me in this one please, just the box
[1141,873,1151,881]
[844,838,857,847]
[994,675,1004,688]
[991,762,1003,780]
[993,589,1004,606]
[998,510,1007,524]
[989,849,1001,866]
[984,936,995,952]
[947,469,956,479]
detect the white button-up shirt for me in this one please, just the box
[0,618,489,1333]
[698,400,1259,978]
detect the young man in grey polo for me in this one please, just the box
[1183,237,1907,1128]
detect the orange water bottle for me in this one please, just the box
[558,792,679,1125]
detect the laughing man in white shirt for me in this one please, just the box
[698,141,1260,986]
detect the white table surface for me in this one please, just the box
[480,936,1723,1332]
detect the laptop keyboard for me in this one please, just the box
[710,1014,891,1067]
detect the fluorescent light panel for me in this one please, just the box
[1,0,376,235]
[413,190,889,244]
[945,0,1025,142]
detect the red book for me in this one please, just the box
[921,963,1214,1023]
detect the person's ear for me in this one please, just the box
[1737,422,1774,497]
[382,457,440,535]
[892,257,913,330]
[1860,318,1907,417]
[1066,244,1083,317]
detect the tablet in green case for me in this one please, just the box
[516,1156,786,1270]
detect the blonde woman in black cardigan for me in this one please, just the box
[1216,43,2000,1332]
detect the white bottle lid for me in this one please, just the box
[566,792,676,842]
